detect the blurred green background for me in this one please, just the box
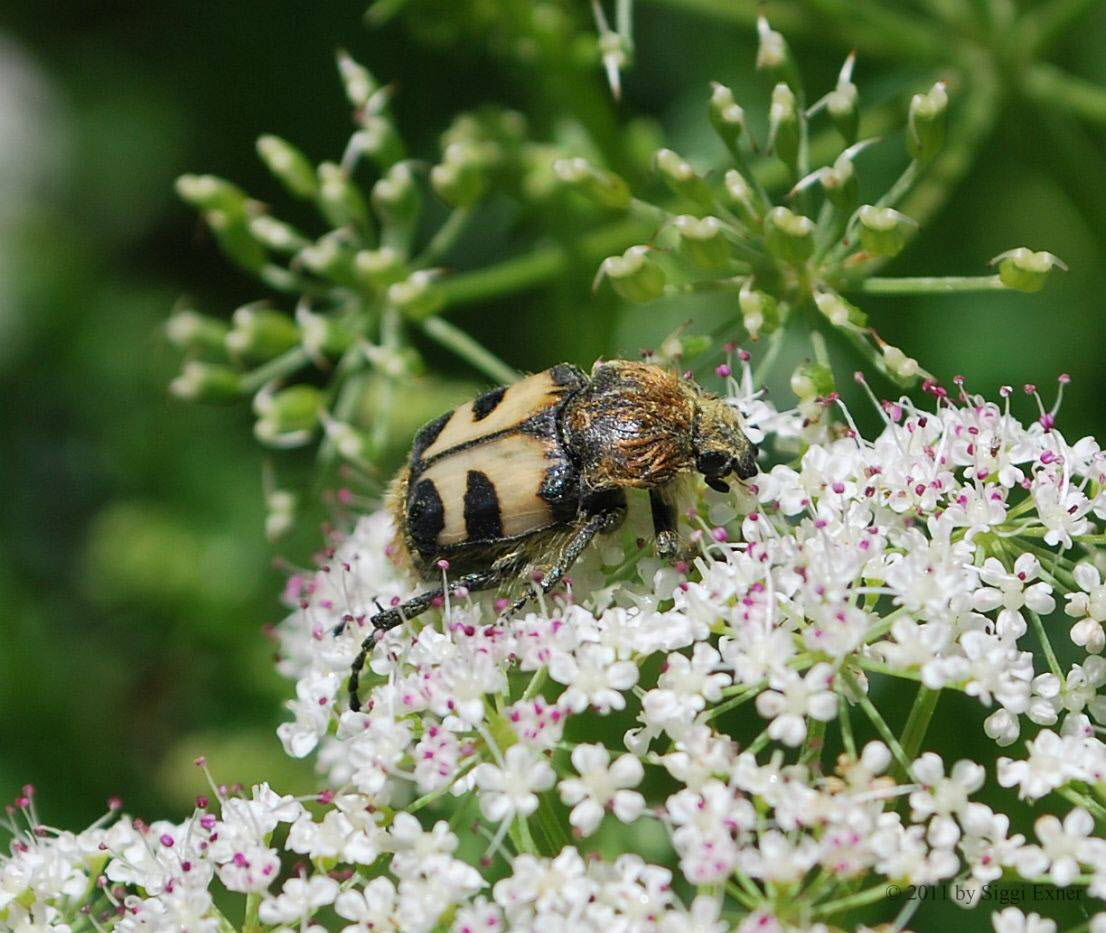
[2,1,1106,914]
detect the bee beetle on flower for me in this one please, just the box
[347,359,757,710]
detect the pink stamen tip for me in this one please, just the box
[1024,384,1037,395]
[1059,373,1072,384]
[1000,385,1012,397]
[195,796,209,810]
[853,371,865,383]
[436,559,450,571]
[738,349,751,362]
[159,834,174,848]
[193,757,206,768]
[711,527,729,542]
[716,364,732,378]
[723,342,736,353]
[107,797,123,811]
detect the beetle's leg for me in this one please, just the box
[503,493,627,619]
[348,565,519,712]
[649,485,682,561]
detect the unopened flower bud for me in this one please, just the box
[857,205,916,257]
[552,157,630,210]
[654,149,713,210]
[739,285,780,338]
[388,270,444,318]
[253,385,324,448]
[371,162,420,231]
[354,246,407,290]
[165,310,228,354]
[881,344,920,380]
[764,206,814,264]
[216,215,270,273]
[709,83,747,152]
[298,236,356,285]
[265,489,297,542]
[297,306,354,358]
[431,143,492,208]
[907,81,948,164]
[991,248,1067,292]
[790,361,835,401]
[175,174,248,213]
[768,83,799,174]
[248,215,309,253]
[317,162,371,230]
[723,170,760,227]
[814,290,866,329]
[256,135,317,199]
[323,419,369,462]
[226,305,300,362]
[336,50,380,110]
[756,16,789,75]
[170,361,241,402]
[349,118,404,171]
[819,153,858,211]
[827,53,859,144]
[673,215,730,269]
[598,246,666,303]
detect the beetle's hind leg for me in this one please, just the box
[503,491,627,620]
[348,563,521,712]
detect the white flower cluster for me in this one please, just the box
[8,366,1106,929]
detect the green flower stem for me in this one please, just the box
[408,763,477,814]
[514,813,539,855]
[800,717,826,768]
[703,684,760,721]
[816,880,897,917]
[898,686,941,764]
[858,274,1006,295]
[724,880,761,911]
[430,218,651,313]
[1026,609,1064,679]
[535,793,571,855]
[242,892,262,933]
[1060,786,1106,821]
[839,695,857,759]
[420,316,520,385]
[521,667,547,702]
[238,346,311,395]
[844,670,913,775]
[416,207,473,268]
[1024,62,1106,125]
[1024,0,1104,54]
[856,657,923,683]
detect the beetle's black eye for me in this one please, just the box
[706,476,730,493]
[697,450,729,476]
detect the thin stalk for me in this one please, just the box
[816,880,897,917]
[416,207,473,268]
[242,892,262,933]
[1059,786,1106,821]
[858,275,1006,295]
[238,347,311,394]
[898,686,941,763]
[420,316,520,385]
[1026,609,1064,679]
[839,695,857,760]
[1024,0,1104,54]
[1024,63,1106,125]
[845,671,913,775]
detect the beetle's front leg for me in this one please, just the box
[649,485,682,561]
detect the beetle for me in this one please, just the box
[347,359,757,710]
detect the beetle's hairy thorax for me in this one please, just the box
[563,360,697,491]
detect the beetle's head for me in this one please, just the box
[692,396,758,493]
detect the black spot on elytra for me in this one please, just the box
[463,470,503,541]
[408,478,446,553]
[471,386,507,421]
[411,412,451,464]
